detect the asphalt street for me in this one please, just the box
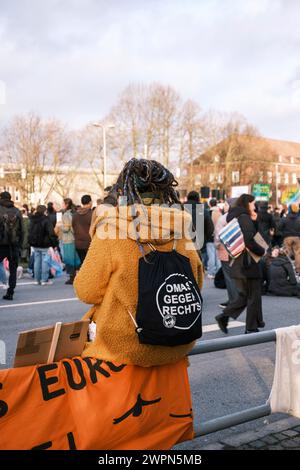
[1,273,300,449]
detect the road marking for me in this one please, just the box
[0,298,78,309]
[203,321,245,333]
[17,282,39,286]
[2,282,52,287]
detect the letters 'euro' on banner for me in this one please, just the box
[0,357,193,450]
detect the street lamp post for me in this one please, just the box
[92,122,115,191]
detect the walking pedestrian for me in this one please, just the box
[46,202,57,228]
[61,198,80,285]
[0,191,24,300]
[72,195,93,266]
[28,205,58,286]
[215,194,266,334]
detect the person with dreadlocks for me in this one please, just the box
[73,159,204,448]
[75,157,203,365]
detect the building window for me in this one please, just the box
[259,171,264,183]
[278,155,282,163]
[291,156,295,164]
[194,174,202,185]
[214,154,220,163]
[209,173,215,183]
[232,171,240,183]
[15,190,20,202]
[284,173,289,184]
[217,173,223,183]
[276,173,281,184]
[267,171,273,183]
[292,173,297,184]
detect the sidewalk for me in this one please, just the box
[199,416,300,450]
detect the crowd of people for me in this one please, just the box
[194,195,300,334]
[0,191,96,300]
[1,164,300,337]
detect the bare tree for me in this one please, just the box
[1,112,72,202]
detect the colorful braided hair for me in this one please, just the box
[104,158,181,206]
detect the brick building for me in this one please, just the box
[181,135,300,203]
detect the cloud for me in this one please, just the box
[0,0,300,141]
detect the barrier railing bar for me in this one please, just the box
[194,404,271,437]
[189,329,276,356]
[188,329,276,437]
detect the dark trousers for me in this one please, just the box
[221,260,239,304]
[76,248,88,266]
[222,277,263,331]
[0,246,19,295]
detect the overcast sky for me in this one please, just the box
[0,0,300,141]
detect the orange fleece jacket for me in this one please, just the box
[74,204,204,367]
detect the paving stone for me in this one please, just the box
[282,430,299,437]
[267,445,284,450]
[292,426,300,433]
[220,417,300,447]
[248,440,266,449]
[281,439,300,449]
[273,433,288,442]
[265,417,300,434]
[199,443,225,450]
[287,437,300,445]
[261,435,278,445]
[221,431,258,447]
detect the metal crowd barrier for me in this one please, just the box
[188,329,277,437]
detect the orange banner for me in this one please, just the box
[0,357,193,450]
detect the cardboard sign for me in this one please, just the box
[14,321,89,368]
[0,357,193,450]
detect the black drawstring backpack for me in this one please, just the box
[129,240,203,347]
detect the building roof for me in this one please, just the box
[194,135,300,165]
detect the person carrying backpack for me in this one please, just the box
[74,158,203,366]
[28,205,58,285]
[0,191,24,300]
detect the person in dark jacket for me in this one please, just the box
[184,191,204,260]
[72,195,93,265]
[200,201,214,271]
[215,194,266,334]
[28,205,57,285]
[267,247,300,297]
[257,202,276,246]
[0,191,24,300]
[278,204,300,274]
[272,207,283,247]
[46,202,57,228]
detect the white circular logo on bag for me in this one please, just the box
[163,315,176,328]
[156,273,202,330]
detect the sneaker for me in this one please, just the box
[207,274,215,279]
[17,266,23,280]
[3,293,13,301]
[215,314,229,334]
[41,280,53,286]
[33,281,41,285]
[218,301,229,309]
